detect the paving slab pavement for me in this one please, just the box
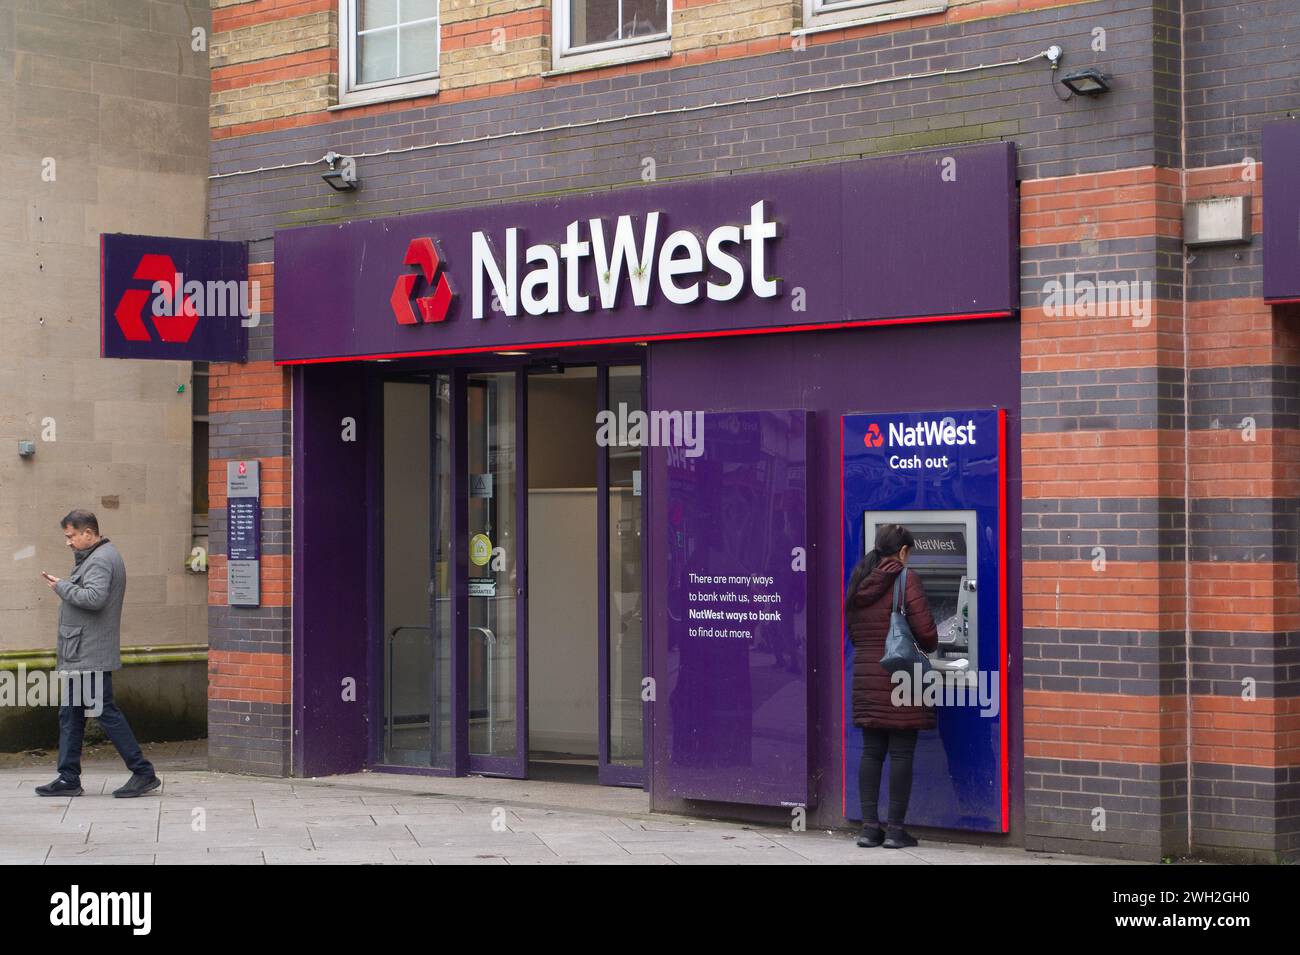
[0,740,1123,865]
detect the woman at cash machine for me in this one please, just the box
[844,523,939,849]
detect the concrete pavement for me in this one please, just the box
[0,742,1116,865]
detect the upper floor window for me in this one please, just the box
[338,0,440,107]
[552,0,670,72]
[800,0,946,33]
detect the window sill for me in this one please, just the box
[543,40,672,78]
[329,77,441,112]
[793,0,947,37]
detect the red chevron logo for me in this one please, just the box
[112,254,201,343]
[391,237,455,326]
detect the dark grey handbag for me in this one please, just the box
[879,567,932,675]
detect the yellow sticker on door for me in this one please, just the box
[470,533,492,566]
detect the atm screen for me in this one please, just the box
[863,512,978,668]
[909,525,968,654]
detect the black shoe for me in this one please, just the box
[856,825,885,848]
[882,828,919,849]
[112,773,161,798]
[35,777,83,797]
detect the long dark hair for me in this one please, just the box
[842,523,916,612]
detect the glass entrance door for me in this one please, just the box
[381,362,645,785]
[465,371,527,777]
[599,365,646,786]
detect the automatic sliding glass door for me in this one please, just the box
[381,375,453,769]
[599,365,646,786]
[466,371,527,777]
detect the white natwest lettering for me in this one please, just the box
[471,200,780,319]
[887,419,978,448]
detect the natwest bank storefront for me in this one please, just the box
[267,142,1021,835]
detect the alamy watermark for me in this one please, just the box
[0,667,104,717]
[890,665,1000,717]
[1042,273,1152,326]
[151,274,263,328]
[596,402,704,457]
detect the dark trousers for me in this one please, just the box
[859,728,919,828]
[57,670,154,784]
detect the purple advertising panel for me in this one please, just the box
[101,233,249,362]
[1264,121,1300,303]
[663,410,809,806]
[273,143,1017,364]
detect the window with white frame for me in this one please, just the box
[799,0,946,33]
[338,0,440,106]
[553,0,670,71]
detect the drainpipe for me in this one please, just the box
[1178,0,1193,857]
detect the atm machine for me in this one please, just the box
[843,409,1008,833]
[862,511,978,672]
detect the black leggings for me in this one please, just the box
[858,728,919,827]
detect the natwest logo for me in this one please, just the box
[113,254,201,343]
[392,237,455,325]
[470,200,780,320]
[864,423,884,447]
[887,418,978,448]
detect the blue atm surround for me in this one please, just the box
[842,409,1007,832]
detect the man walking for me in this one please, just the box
[34,510,160,798]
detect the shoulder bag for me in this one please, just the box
[879,567,932,676]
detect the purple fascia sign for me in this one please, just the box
[1264,121,1300,303]
[273,142,1018,363]
[101,233,250,362]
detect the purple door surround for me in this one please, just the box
[272,143,1018,364]
[292,362,372,778]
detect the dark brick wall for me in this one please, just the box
[1021,367,1186,432]
[1020,236,1185,310]
[210,0,1167,256]
[1024,628,1184,695]
[1191,763,1300,860]
[1024,757,1188,861]
[208,699,291,776]
[1189,630,1300,696]
[1183,0,1300,168]
[209,605,292,656]
[208,410,291,459]
[1021,498,1186,562]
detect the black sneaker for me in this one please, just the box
[882,827,919,849]
[35,777,83,797]
[112,773,161,798]
[856,825,885,848]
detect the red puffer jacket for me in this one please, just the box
[846,556,939,730]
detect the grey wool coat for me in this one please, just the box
[53,539,126,672]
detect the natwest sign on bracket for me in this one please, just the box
[273,142,1018,364]
[101,233,250,362]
